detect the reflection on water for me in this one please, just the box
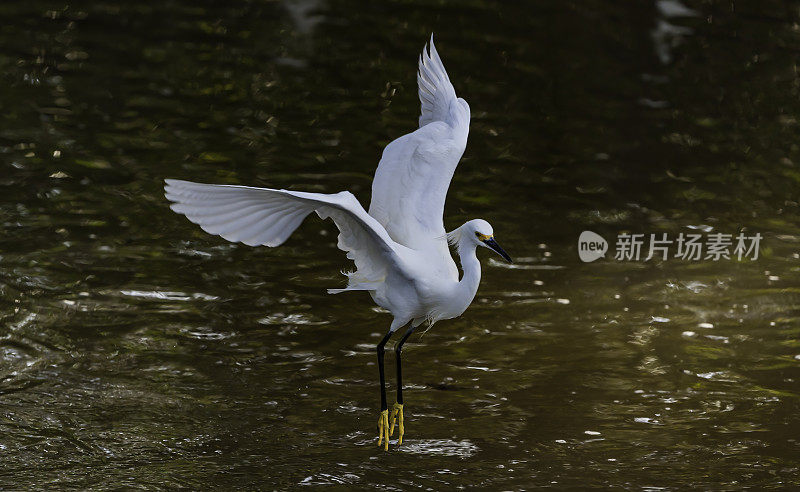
[1,0,800,488]
[652,0,699,64]
[395,439,479,457]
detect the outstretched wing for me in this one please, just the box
[164,179,411,291]
[368,36,470,253]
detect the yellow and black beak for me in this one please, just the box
[483,237,513,263]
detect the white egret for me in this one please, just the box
[164,36,511,450]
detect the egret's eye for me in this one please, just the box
[475,231,481,238]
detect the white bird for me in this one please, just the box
[164,36,512,450]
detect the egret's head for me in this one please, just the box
[455,219,512,263]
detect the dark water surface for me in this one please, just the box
[2,0,800,488]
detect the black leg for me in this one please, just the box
[377,330,393,450]
[377,331,392,411]
[394,326,416,404]
[390,325,415,445]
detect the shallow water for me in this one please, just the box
[2,0,800,488]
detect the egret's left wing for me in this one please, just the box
[165,179,411,291]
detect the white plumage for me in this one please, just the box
[165,36,511,449]
[164,182,407,302]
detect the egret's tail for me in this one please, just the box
[328,287,359,294]
[327,271,381,294]
[327,284,377,294]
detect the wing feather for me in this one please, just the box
[368,36,469,270]
[165,179,411,291]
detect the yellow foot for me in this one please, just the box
[377,409,389,450]
[390,402,404,445]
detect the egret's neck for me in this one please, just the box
[456,240,481,306]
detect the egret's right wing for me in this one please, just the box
[165,179,411,291]
[368,36,470,252]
